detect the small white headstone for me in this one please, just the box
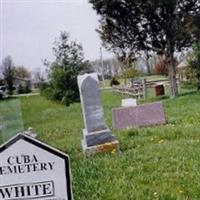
[121,98,137,107]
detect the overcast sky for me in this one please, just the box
[0,0,113,72]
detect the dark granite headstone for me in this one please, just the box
[80,76,107,132]
[112,101,166,129]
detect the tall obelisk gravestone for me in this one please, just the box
[78,73,119,155]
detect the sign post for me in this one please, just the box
[0,134,73,200]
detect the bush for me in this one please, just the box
[38,82,48,93]
[24,82,31,93]
[184,67,196,81]
[39,82,52,98]
[110,77,120,86]
[182,80,197,90]
[188,42,200,90]
[123,67,140,79]
[41,87,54,100]
[17,84,24,94]
[61,90,77,106]
[154,61,168,75]
[17,82,31,94]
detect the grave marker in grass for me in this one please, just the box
[121,98,137,107]
[113,101,166,129]
[78,73,119,155]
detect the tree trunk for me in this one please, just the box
[123,58,130,86]
[167,52,178,98]
[197,73,200,91]
[197,79,200,91]
[145,50,151,75]
[146,58,151,75]
[121,64,127,85]
[197,47,200,91]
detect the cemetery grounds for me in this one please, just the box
[1,84,200,199]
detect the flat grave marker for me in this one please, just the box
[121,98,137,107]
[113,101,166,129]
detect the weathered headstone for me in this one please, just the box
[78,73,119,155]
[113,101,166,129]
[121,98,137,107]
[0,134,73,200]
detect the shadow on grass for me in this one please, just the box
[140,90,199,104]
[140,95,170,104]
[178,90,198,97]
[155,90,199,101]
[154,90,198,101]
[0,96,18,102]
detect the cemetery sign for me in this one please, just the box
[0,134,73,200]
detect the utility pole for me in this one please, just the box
[100,47,105,87]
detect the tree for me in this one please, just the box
[2,56,15,95]
[44,31,87,106]
[101,9,139,79]
[90,0,200,98]
[15,66,31,94]
[15,66,31,79]
[17,83,24,94]
[188,42,200,90]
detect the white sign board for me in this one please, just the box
[0,134,73,200]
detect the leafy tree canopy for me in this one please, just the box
[15,66,31,79]
[90,0,200,97]
[90,0,199,53]
[1,56,15,95]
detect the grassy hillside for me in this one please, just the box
[1,90,200,199]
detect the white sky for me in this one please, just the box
[0,0,113,71]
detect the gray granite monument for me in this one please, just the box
[78,73,119,155]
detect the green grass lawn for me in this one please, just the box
[0,98,24,142]
[1,90,200,199]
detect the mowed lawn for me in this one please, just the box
[1,90,200,199]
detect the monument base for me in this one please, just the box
[82,129,119,155]
[83,129,117,147]
[82,139,119,156]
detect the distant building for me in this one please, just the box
[14,77,31,88]
[14,77,32,93]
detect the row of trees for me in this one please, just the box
[1,32,90,104]
[89,0,200,97]
[2,1,199,104]
[0,56,31,95]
